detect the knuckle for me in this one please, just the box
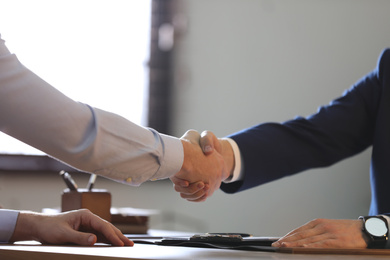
[201,130,212,136]
[80,208,91,214]
[311,218,325,226]
[312,218,323,223]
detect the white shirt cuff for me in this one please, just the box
[223,138,244,183]
[0,209,19,243]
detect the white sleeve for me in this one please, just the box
[0,35,183,186]
[0,209,19,243]
[223,138,244,183]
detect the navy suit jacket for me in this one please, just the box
[221,49,390,215]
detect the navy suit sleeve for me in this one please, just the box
[221,49,389,194]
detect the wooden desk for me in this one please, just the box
[2,242,390,260]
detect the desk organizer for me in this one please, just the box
[61,189,111,222]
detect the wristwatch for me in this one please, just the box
[359,215,389,248]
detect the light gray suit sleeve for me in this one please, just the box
[0,35,183,186]
[0,209,19,243]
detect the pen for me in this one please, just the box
[87,174,97,191]
[59,170,78,191]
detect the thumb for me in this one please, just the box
[200,130,220,155]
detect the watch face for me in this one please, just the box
[366,217,388,237]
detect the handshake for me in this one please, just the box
[170,130,235,202]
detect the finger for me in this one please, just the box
[180,187,208,201]
[278,234,350,248]
[103,221,134,246]
[181,129,200,144]
[112,226,134,246]
[279,219,319,240]
[181,184,210,202]
[170,176,189,188]
[272,221,320,247]
[200,130,219,154]
[94,224,133,246]
[173,181,205,195]
[277,229,316,245]
[291,239,339,248]
[184,190,209,202]
[188,193,208,202]
[277,233,329,248]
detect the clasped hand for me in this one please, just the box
[171,130,233,202]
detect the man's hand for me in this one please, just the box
[10,209,133,246]
[171,130,234,202]
[272,218,367,248]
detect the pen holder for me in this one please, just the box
[61,189,112,222]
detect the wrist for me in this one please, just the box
[219,138,235,181]
[10,211,40,242]
[179,139,197,177]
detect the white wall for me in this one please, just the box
[1,0,390,238]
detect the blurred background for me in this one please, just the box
[1,0,390,237]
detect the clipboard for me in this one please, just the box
[132,233,279,252]
[132,233,390,255]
